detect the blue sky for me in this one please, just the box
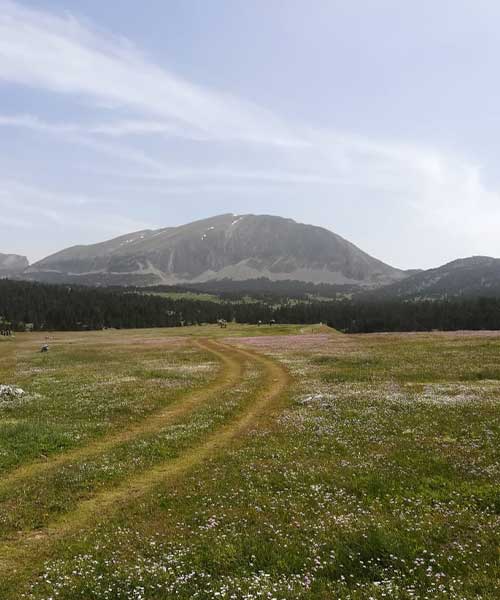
[1,0,500,268]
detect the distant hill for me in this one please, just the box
[17,215,500,300]
[0,253,29,277]
[364,256,500,299]
[24,214,406,287]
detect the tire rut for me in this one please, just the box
[0,341,290,583]
[0,339,242,495]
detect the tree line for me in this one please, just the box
[2,279,500,332]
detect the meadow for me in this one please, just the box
[0,324,498,599]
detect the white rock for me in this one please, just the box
[0,385,26,399]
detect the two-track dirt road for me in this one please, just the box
[0,338,290,590]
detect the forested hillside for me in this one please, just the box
[2,280,500,332]
[0,280,227,330]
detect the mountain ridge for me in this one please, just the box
[362,255,500,299]
[24,214,406,287]
[12,216,500,298]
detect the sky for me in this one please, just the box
[1,1,500,268]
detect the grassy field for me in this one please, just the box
[142,291,221,302]
[143,290,262,304]
[0,324,498,599]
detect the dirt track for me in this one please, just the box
[0,339,290,582]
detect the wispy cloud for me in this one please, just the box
[0,113,209,140]
[0,0,302,146]
[0,113,331,183]
[1,0,500,267]
[0,179,152,255]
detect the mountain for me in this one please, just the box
[365,256,500,299]
[0,253,29,277]
[24,214,406,287]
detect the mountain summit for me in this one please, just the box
[25,214,405,287]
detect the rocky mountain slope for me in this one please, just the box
[24,214,406,287]
[0,253,29,277]
[364,256,500,299]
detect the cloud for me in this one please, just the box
[408,159,500,250]
[0,113,333,183]
[0,113,208,140]
[0,0,493,194]
[0,114,78,134]
[0,113,176,172]
[1,1,500,267]
[304,128,500,250]
[0,1,302,146]
[0,179,151,234]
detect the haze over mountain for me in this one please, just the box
[0,253,29,277]
[24,214,405,287]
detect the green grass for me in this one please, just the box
[0,326,498,599]
[143,291,265,304]
[0,356,263,536]
[0,339,214,473]
[144,290,221,302]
